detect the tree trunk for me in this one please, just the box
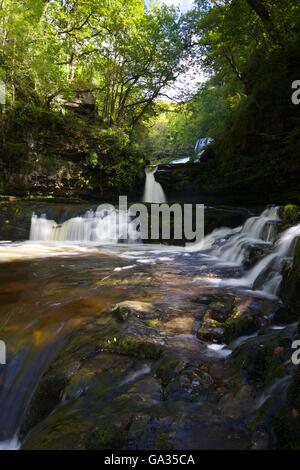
[245,0,274,36]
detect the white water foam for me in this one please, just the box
[143,166,166,203]
[0,436,20,450]
[30,207,140,243]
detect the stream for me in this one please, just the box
[0,202,299,449]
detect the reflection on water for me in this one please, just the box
[0,243,194,442]
[0,204,296,447]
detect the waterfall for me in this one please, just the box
[30,207,140,243]
[195,206,300,298]
[212,207,280,264]
[245,223,300,295]
[194,137,214,162]
[190,226,241,251]
[143,166,166,204]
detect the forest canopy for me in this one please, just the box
[0,0,299,202]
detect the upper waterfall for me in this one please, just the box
[143,165,166,204]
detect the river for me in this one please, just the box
[0,201,298,449]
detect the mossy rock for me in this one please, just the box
[280,204,300,228]
[227,325,297,387]
[108,301,157,322]
[197,324,225,343]
[243,244,273,268]
[274,366,300,449]
[83,424,127,450]
[20,371,71,440]
[204,300,234,323]
[224,313,261,344]
[153,351,185,388]
[99,333,163,359]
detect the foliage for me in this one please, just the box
[1,0,300,202]
[142,0,300,202]
[0,0,187,195]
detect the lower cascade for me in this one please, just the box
[199,206,300,296]
[245,223,300,294]
[212,206,280,264]
[28,204,300,298]
[30,207,141,243]
[143,165,166,203]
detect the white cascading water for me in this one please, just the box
[212,207,280,264]
[30,207,140,243]
[143,166,166,204]
[244,223,300,295]
[194,137,214,162]
[196,206,300,297]
[29,202,300,298]
[189,226,241,251]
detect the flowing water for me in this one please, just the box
[0,202,299,448]
[30,207,140,243]
[143,166,166,203]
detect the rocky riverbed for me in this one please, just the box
[0,203,300,450]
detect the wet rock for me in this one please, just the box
[222,324,300,449]
[193,305,207,320]
[108,301,158,322]
[20,370,72,440]
[243,243,272,268]
[99,333,163,359]
[19,290,289,451]
[197,323,225,343]
[127,415,173,450]
[227,324,298,387]
[205,300,233,323]
[280,239,300,315]
[273,365,300,449]
[83,423,127,450]
[251,430,270,450]
[196,295,274,344]
[21,295,234,450]
[223,313,261,344]
[190,295,216,304]
[279,204,300,229]
[153,351,186,388]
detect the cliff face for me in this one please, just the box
[1,99,97,196]
[0,99,144,199]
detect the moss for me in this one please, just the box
[20,372,69,439]
[145,319,160,328]
[243,343,283,385]
[100,334,163,360]
[107,301,156,322]
[228,326,296,388]
[154,434,173,450]
[153,352,183,388]
[280,204,300,227]
[224,313,260,344]
[83,424,127,450]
